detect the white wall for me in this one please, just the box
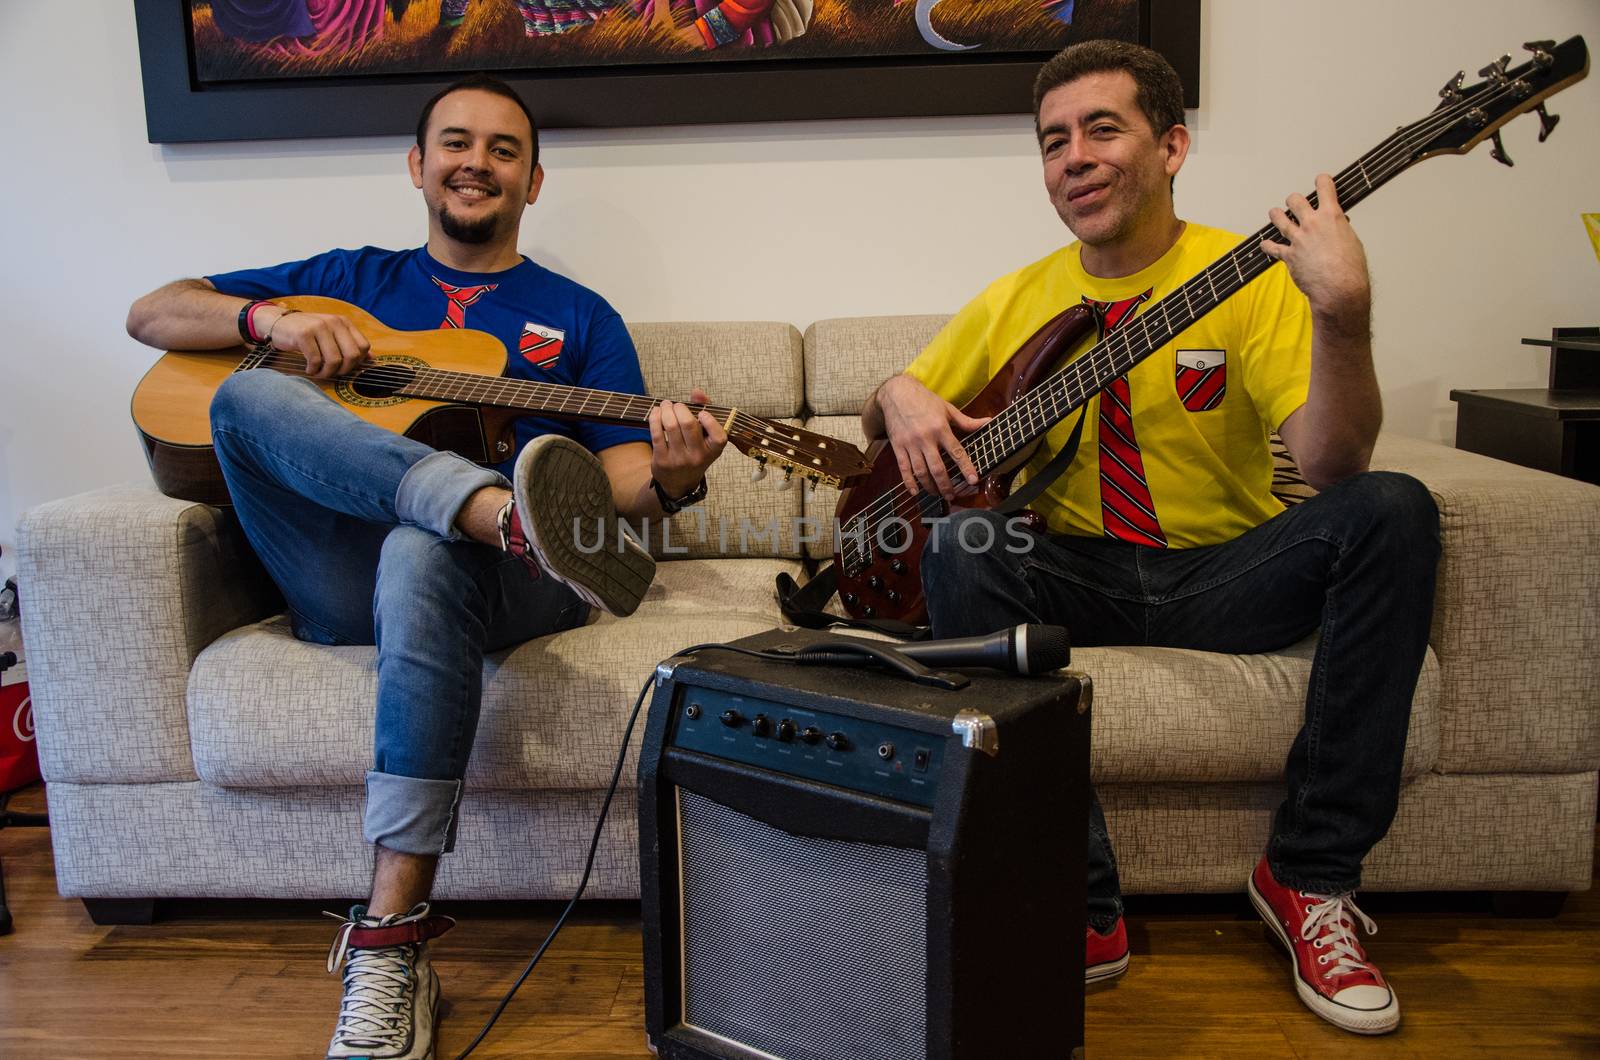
[3,0,1597,579]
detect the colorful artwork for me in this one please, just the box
[191,0,1137,79]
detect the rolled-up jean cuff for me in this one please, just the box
[395,450,510,541]
[364,770,464,855]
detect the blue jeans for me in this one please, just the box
[209,371,590,856]
[921,472,1439,931]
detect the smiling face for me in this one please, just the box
[1037,70,1188,261]
[408,88,543,254]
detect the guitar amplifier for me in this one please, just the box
[639,628,1091,1060]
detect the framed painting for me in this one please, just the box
[134,0,1198,142]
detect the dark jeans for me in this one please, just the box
[920,472,1440,931]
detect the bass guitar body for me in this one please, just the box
[832,304,1098,625]
[138,297,567,506]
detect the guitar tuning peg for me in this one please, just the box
[1438,70,1464,103]
[1478,54,1510,84]
[1535,102,1560,142]
[776,467,795,491]
[1522,40,1556,66]
[1489,130,1513,167]
[749,458,768,482]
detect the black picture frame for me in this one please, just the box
[135,0,1198,143]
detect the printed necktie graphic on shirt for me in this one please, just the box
[1175,348,1227,412]
[518,322,565,371]
[431,277,498,330]
[1084,290,1168,549]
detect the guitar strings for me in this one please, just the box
[240,352,837,466]
[836,66,1544,564]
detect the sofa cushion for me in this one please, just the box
[188,558,803,791]
[804,315,949,416]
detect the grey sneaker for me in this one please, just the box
[498,434,656,617]
[325,903,455,1060]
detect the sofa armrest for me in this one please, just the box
[16,484,280,783]
[1371,435,1600,774]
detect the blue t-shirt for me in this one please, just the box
[208,246,651,473]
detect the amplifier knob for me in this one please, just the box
[890,559,908,574]
[752,714,772,737]
[720,709,743,727]
[776,719,796,742]
[800,726,822,745]
[825,731,850,752]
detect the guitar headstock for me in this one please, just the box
[725,416,874,490]
[1402,36,1588,168]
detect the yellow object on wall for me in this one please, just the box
[1585,214,1600,265]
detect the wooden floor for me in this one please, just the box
[2,782,1597,1058]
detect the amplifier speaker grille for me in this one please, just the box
[677,788,928,1060]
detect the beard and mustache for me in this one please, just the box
[437,200,501,244]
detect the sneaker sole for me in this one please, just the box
[1085,952,1130,985]
[1247,873,1400,1035]
[515,436,656,618]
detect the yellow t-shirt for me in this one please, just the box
[905,223,1312,549]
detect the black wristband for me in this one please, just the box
[237,300,272,345]
[650,476,708,515]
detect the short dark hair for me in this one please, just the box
[415,74,539,169]
[1032,39,1185,140]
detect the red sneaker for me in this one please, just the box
[1085,917,1129,985]
[1247,856,1400,1034]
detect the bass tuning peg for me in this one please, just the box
[1534,102,1560,142]
[1489,130,1513,167]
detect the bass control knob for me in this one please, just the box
[890,559,908,575]
[867,575,883,590]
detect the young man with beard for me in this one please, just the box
[862,41,1438,1035]
[126,75,727,1059]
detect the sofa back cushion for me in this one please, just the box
[628,322,806,560]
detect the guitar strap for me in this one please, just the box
[775,408,1087,638]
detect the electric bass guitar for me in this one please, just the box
[132,296,873,506]
[832,36,1589,625]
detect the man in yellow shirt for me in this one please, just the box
[862,40,1438,1035]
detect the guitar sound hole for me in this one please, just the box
[352,364,415,399]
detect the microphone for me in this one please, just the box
[893,624,1069,675]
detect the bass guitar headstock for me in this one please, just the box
[1403,36,1587,169]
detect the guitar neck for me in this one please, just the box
[399,367,719,429]
[964,131,1406,476]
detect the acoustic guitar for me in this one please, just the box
[832,36,1589,624]
[132,296,873,506]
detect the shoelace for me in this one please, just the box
[325,916,417,1050]
[1300,892,1380,981]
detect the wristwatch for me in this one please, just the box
[650,476,708,514]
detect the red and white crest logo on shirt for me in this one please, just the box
[519,322,565,370]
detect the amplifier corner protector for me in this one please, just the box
[951,709,999,756]
[1062,669,1094,714]
[654,659,682,687]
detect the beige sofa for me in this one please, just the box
[18,316,1600,921]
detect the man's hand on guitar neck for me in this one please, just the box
[864,374,991,502]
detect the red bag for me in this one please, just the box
[0,655,38,793]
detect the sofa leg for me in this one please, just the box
[1490,890,1568,918]
[82,898,157,925]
